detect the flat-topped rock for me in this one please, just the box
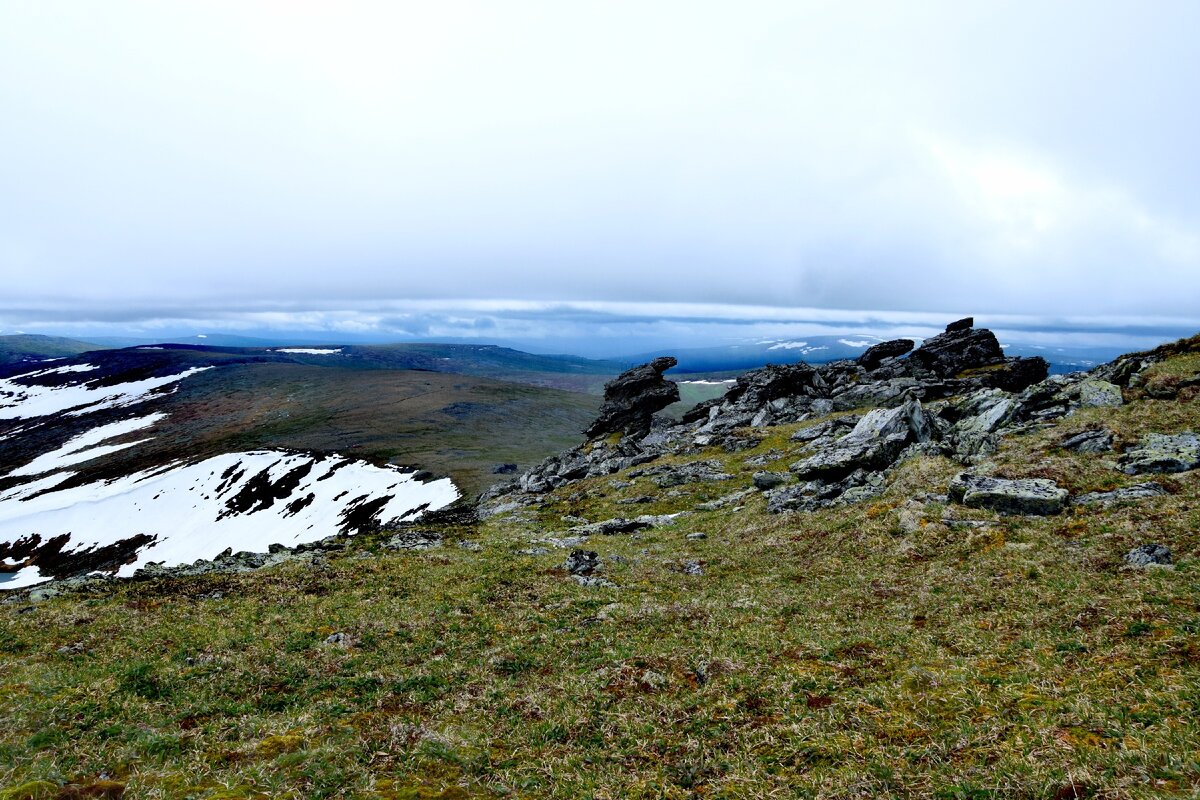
[949,472,1068,515]
[1119,433,1200,474]
[1073,482,1167,507]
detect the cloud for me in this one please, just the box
[0,1,1197,322]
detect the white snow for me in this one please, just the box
[0,450,459,588]
[12,363,100,380]
[1,566,47,590]
[680,379,736,385]
[0,366,212,420]
[196,334,207,339]
[137,346,166,350]
[767,341,808,350]
[274,348,344,355]
[837,339,875,348]
[5,412,165,477]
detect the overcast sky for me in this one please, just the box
[2,1,1199,349]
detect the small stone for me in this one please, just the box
[685,532,708,540]
[324,632,351,647]
[1124,543,1173,568]
[752,471,790,490]
[458,540,483,551]
[682,560,704,576]
[564,549,601,576]
[517,547,551,556]
[1060,429,1114,453]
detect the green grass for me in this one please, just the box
[2,355,1200,797]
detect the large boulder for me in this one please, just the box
[790,399,932,480]
[585,357,680,440]
[1119,433,1200,474]
[948,473,1068,515]
[908,319,1005,377]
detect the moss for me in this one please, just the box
[0,782,58,800]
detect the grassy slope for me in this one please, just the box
[2,356,1199,798]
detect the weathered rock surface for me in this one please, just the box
[1119,433,1200,474]
[1078,380,1123,408]
[790,400,932,481]
[1060,429,1114,454]
[1124,543,1173,568]
[907,319,1005,377]
[858,339,915,370]
[948,473,1068,515]
[1072,482,1168,507]
[585,357,680,440]
[564,549,600,576]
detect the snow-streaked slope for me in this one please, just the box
[0,358,460,589]
[0,366,212,419]
[6,412,164,477]
[0,450,458,589]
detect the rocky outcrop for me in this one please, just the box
[907,318,1005,378]
[477,317,1177,522]
[948,473,1068,515]
[585,357,680,440]
[858,339,915,370]
[790,400,932,481]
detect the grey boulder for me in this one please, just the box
[1119,433,1200,474]
[949,473,1068,515]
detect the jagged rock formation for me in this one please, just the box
[478,318,1184,520]
[585,356,680,440]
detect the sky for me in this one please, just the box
[2,1,1199,354]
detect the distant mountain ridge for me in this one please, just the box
[0,334,108,364]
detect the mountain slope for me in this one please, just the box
[1,327,1197,797]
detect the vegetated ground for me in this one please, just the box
[2,353,1199,799]
[165,362,601,499]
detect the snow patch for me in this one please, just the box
[0,367,212,420]
[767,341,808,350]
[837,339,874,348]
[0,450,459,588]
[275,348,344,355]
[680,379,736,385]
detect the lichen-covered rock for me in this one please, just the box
[1060,429,1114,454]
[1072,482,1168,507]
[948,473,1068,515]
[1078,380,1123,408]
[1124,543,1173,568]
[1119,433,1200,474]
[585,357,680,440]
